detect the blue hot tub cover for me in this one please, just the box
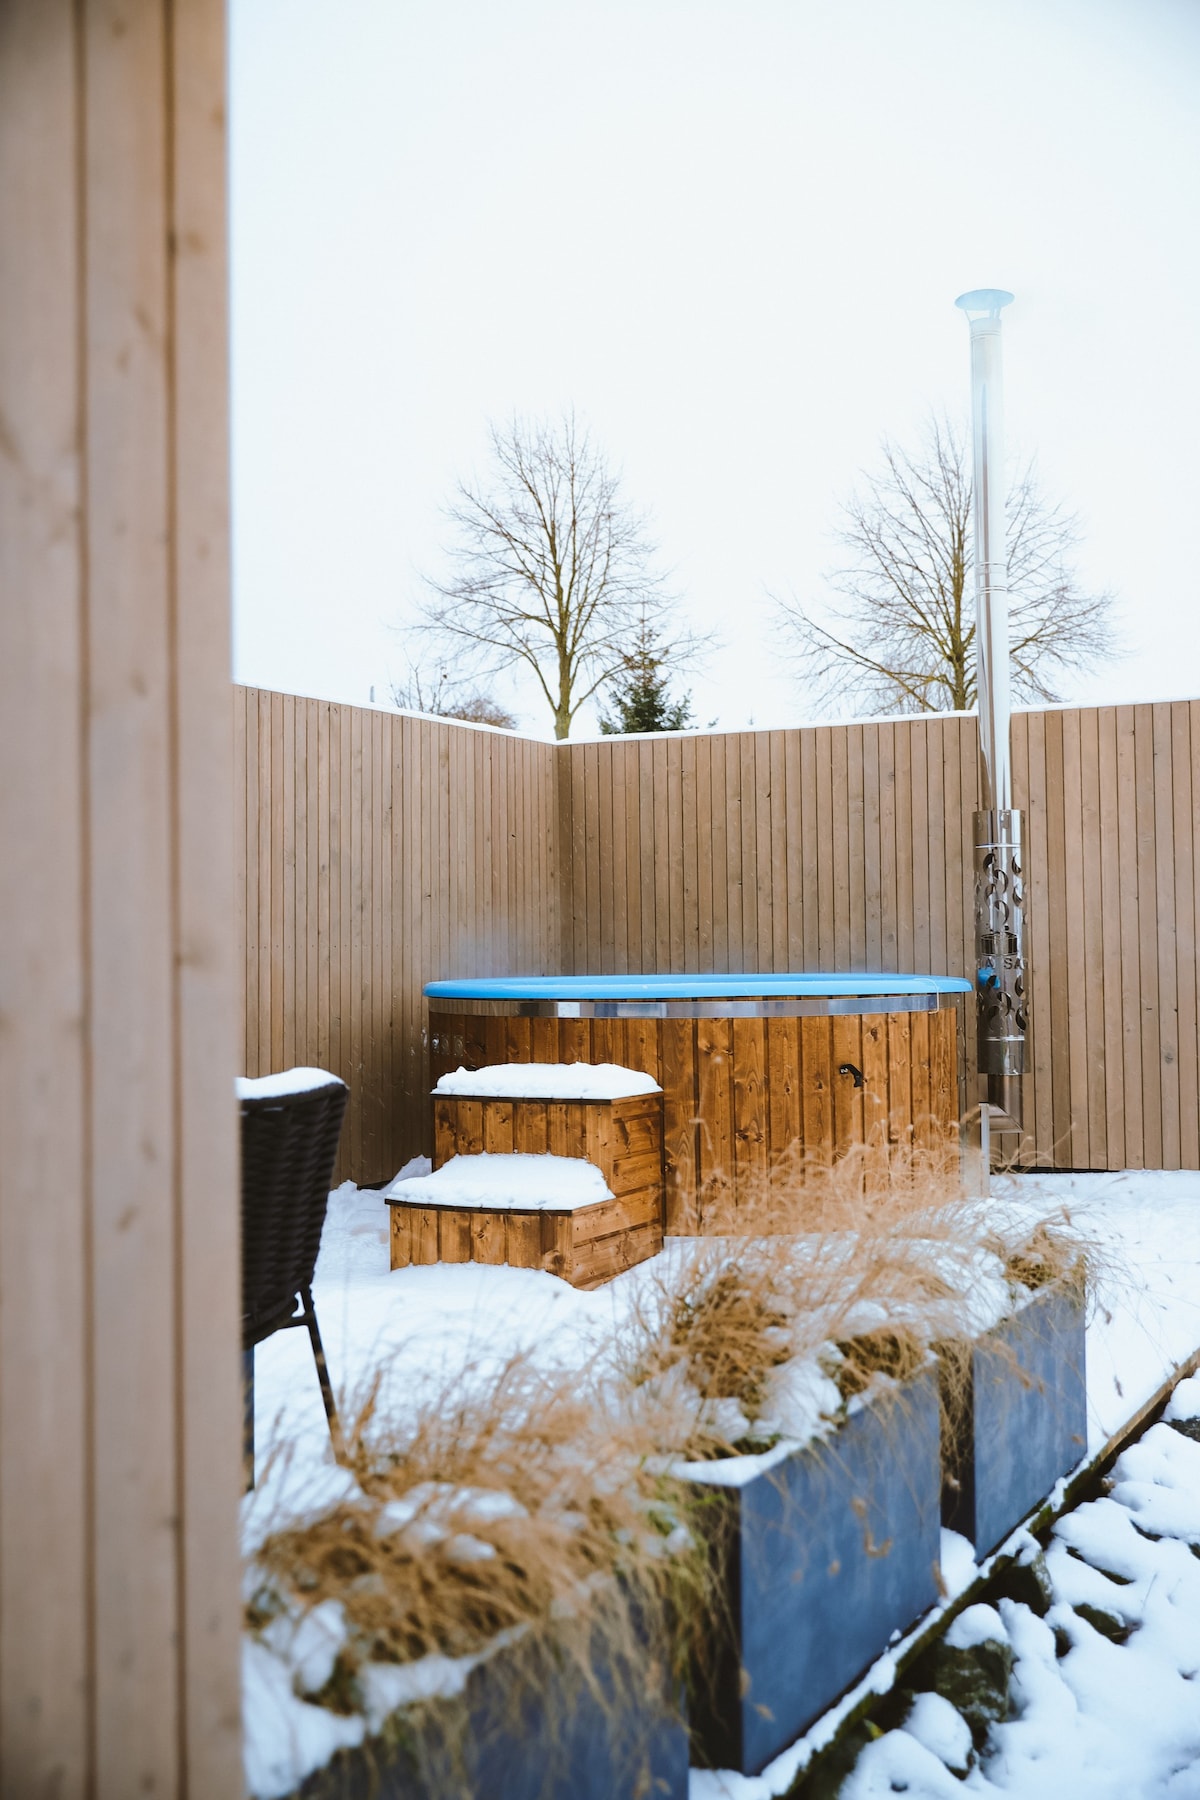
[425,972,971,1002]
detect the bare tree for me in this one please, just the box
[776,415,1118,716]
[410,412,684,740]
[389,661,517,730]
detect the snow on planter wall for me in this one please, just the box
[280,1624,689,1800]
[684,1367,942,1776]
[941,1278,1088,1557]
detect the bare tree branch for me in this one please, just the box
[775,414,1119,717]
[408,412,685,739]
[389,660,518,731]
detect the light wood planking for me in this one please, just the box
[1,6,90,1783]
[1,2,242,1787]
[239,693,560,1181]
[240,701,1200,1181]
[169,1,245,1781]
[556,703,1200,1169]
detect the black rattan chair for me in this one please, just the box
[240,1072,349,1484]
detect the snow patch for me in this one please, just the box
[945,1600,1008,1651]
[434,1060,661,1100]
[938,1528,977,1602]
[1163,1371,1200,1422]
[236,1066,345,1099]
[902,1690,972,1774]
[384,1151,613,1211]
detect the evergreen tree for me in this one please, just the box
[598,615,694,734]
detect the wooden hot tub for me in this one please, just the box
[426,974,970,1232]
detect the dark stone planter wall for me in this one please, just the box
[687,1368,943,1776]
[941,1279,1088,1557]
[278,1288,1088,1795]
[285,1628,689,1800]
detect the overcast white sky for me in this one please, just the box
[230,0,1200,738]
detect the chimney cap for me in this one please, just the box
[955,289,1015,319]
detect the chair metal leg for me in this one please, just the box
[243,1346,256,1491]
[299,1284,347,1464]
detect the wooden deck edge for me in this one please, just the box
[777,1339,1200,1795]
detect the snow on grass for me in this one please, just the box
[434,1061,661,1099]
[383,1151,613,1210]
[252,1169,1200,1543]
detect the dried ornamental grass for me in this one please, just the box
[245,1349,712,1799]
[244,1134,1103,1796]
[615,1130,1099,1465]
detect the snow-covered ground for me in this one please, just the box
[830,1388,1200,1800]
[245,1167,1200,1798]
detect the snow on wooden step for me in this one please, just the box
[433,1062,661,1101]
[384,1151,613,1212]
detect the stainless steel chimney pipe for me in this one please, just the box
[955,289,1026,1132]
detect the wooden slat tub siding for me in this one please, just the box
[801,1017,835,1164]
[766,1019,801,1165]
[662,1017,700,1232]
[860,1015,891,1145]
[887,1010,914,1147]
[931,1010,958,1145]
[831,1014,865,1160]
[732,1017,768,1193]
[910,1010,933,1145]
[697,1015,736,1189]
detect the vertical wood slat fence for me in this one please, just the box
[237,689,1200,1180]
[234,688,560,1182]
[558,704,1200,1173]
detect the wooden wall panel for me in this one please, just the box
[237,694,1199,1182]
[558,705,1200,1172]
[236,693,560,1182]
[1,8,90,1786]
[1,2,242,1792]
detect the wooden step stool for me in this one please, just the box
[389,1075,665,1287]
